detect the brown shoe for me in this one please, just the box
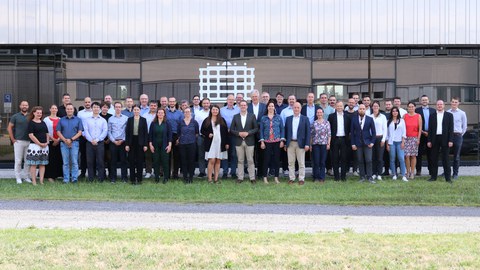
[288,180,294,185]
[236,179,243,184]
[299,181,305,186]
[250,180,256,184]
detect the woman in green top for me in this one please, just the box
[148,108,172,183]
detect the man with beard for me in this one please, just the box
[77,97,93,178]
[8,100,32,184]
[351,104,377,184]
[166,96,184,179]
[415,95,435,176]
[57,93,77,117]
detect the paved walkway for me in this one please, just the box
[1,200,479,233]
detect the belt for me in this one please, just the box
[454,132,462,136]
[336,136,345,138]
[291,139,298,142]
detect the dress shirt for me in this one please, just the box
[399,108,407,118]
[306,104,316,125]
[240,113,247,129]
[166,108,184,134]
[57,115,83,139]
[121,108,133,118]
[195,109,210,132]
[220,105,240,128]
[108,113,128,142]
[83,115,108,142]
[372,113,388,142]
[192,105,202,113]
[139,105,150,116]
[107,105,115,115]
[436,111,444,135]
[447,108,467,135]
[292,115,300,140]
[252,102,259,119]
[359,115,366,130]
[345,104,359,111]
[336,112,345,136]
[422,106,431,130]
[142,112,156,132]
[77,109,93,125]
[387,119,406,144]
[320,105,335,120]
[280,106,294,124]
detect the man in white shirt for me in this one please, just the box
[447,97,468,179]
[141,100,158,179]
[77,97,93,179]
[195,98,211,177]
[190,95,202,113]
[394,97,407,117]
[279,94,296,176]
[104,95,115,115]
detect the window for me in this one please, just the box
[450,87,461,100]
[75,49,86,58]
[282,49,292,56]
[347,49,360,59]
[437,86,448,102]
[270,48,280,56]
[294,49,304,57]
[88,49,99,59]
[334,49,346,58]
[114,48,125,59]
[464,87,476,102]
[316,85,345,100]
[257,48,267,57]
[102,49,112,59]
[244,48,254,57]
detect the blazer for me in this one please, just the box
[328,112,351,141]
[301,104,321,122]
[230,113,259,146]
[125,116,148,147]
[350,115,376,147]
[284,114,311,148]
[427,111,454,146]
[148,120,173,151]
[247,102,267,123]
[201,120,229,152]
[415,106,436,132]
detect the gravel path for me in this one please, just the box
[1,200,479,233]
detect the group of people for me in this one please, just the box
[8,90,467,185]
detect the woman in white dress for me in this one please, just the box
[201,105,229,183]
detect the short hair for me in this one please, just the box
[149,100,158,105]
[192,94,200,100]
[125,96,133,100]
[319,93,328,98]
[363,95,371,100]
[393,96,401,101]
[62,93,71,98]
[329,95,336,99]
[91,102,100,107]
[385,99,392,103]
[65,103,74,108]
[251,89,260,96]
[239,100,248,106]
[421,95,429,99]
[351,93,360,98]
[451,96,460,101]
[100,101,109,108]
[276,92,284,98]
[114,101,122,107]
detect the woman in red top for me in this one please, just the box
[403,102,422,179]
[43,104,63,182]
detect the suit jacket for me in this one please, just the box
[350,115,376,147]
[125,116,148,147]
[415,106,436,132]
[247,102,267,123]
[427,111,454,146]
[284,115,311,148]
[230,113,259,146]
[301,104,321,122]
[201,120,229,152]
[328,112,351,141]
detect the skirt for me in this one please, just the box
[404,137,419,156]
[26,143,49,165]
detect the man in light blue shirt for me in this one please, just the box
[57,103,83,183]
[319,93,335,120]
[108,102,129,183]
[301,92,320,125]
[141,100,158,179]
[280,94,296,124]
[121,97,134,118]
[447,97,468,179]
[83,102,108,182]
[167,97,184,178]
[220,94,240,178]
[139,94,150,116]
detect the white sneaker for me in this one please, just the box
[353,171,359,177]
[372,174,377,180]
[283,170,289,177]
[23,178,32,183]
[377,175,382,181]
[16,178,22,184]
[402,176,409,182]
[392,175,397,180]
[145,173,152,179]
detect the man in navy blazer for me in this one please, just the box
[351,104,376,183]
[247,89,267,177]
[284,102,311,185]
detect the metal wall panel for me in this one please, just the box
[1,0,479,44]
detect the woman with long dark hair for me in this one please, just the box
[43,104,63,182]
[201,104,229,183]
[125,105,148,185]
[177,107,199,184]
[371,101,388,181]
[149,108,172,184]
[26,106,50,185]
[259,100,284,184]
[310,107,330,183]
[386,106,408,182]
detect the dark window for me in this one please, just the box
[282,49,292,56]
[424,49,436,56]
[448,49,461,55]
[257,48,268,57]
[411,49,423,56]
[373,49,384,57]
[244,48,254,57]
[464,87,476,102]
[397,49,410,57]
[102,49,112,59]
[114,48,125,59]
[90,81,104,100]
[347,49,360,59]
[88,49,99,59]
[75,49,86,58]
[322,49,334,59]
[294,49,304,57]
[270,48,280,56]
[385,49,396,57]
[23,49,34,54]
[76,81,89,100]
[230,48,241,58]
[451,86,461,100]
[334,49,346,58]
[437,86,448,102]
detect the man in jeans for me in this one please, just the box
[447,97,467,180]
[57,103,83,183]
[7,100,32,184]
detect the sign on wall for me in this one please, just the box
[199,62,255,103]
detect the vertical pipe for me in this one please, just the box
[368,46,372,97]
[36,46,40,106]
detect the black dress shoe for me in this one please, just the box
[427,178,437,182]
[446,180,453,184]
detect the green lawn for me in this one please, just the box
[1,229,479,269]
[1,176,479,206]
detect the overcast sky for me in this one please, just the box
[0,0,478,44]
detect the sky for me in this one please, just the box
[0,0,478,44]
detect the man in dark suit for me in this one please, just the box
[284,102,311,185]
[247,89,267,177]
[415,95,436,176]
[351,104,376,183]
[427,100,454,183]
[231,100,259,183]
[328,101,351,181]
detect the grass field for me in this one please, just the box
[0,229,479,269]
[1,176,479,206]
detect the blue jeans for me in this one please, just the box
[452,134,463,176]
[221,134,238,176]
[312,144,327,180]
[60,140,79,182]
[389,141,406,176]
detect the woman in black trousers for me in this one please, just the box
[177,107,199,184]
[125,105,148,184]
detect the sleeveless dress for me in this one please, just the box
[205,122,228,160]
